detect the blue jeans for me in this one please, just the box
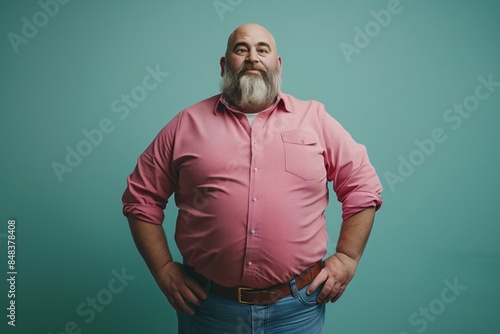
[177,268,325,334]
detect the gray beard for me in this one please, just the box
[220,63,281,112]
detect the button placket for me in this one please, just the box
[244,115,266,276]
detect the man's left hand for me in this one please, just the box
[306,253,358,303]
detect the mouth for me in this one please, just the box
[244,69,263,75]
[238,67,266,79]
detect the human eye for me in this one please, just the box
[235,47,248,54]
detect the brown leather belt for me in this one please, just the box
[210,261,324,305]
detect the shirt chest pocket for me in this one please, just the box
[281,130,326,180]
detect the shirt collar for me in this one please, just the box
[214,92,292,115]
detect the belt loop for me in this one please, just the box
[289,278,299,296]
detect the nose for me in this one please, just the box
[246,48,260,63]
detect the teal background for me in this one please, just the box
[1,0,499,333]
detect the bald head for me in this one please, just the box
[225,23,278,57]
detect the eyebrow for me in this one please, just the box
[233,41,272,51]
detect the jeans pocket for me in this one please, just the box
[293,282,322,306]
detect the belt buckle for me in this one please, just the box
[238,287,252,304]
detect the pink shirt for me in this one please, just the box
[122,93,382,288]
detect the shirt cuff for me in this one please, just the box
[341,191,383,221]
[122,204,165,225]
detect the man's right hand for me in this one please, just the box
[127,217,207,315]
[153,261,207,315]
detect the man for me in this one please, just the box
[122,23,382,333]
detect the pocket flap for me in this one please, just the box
[281,130,317,145]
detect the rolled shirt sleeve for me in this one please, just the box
[122,114,179,224]
[321,110,383,221]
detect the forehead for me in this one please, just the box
[228,25,276,50]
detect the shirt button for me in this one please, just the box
[251,229,256,234]
[253,168,258,172]
[248,261,253,266]
[252,197,258,202]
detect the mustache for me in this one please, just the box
[238,64,267,76]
